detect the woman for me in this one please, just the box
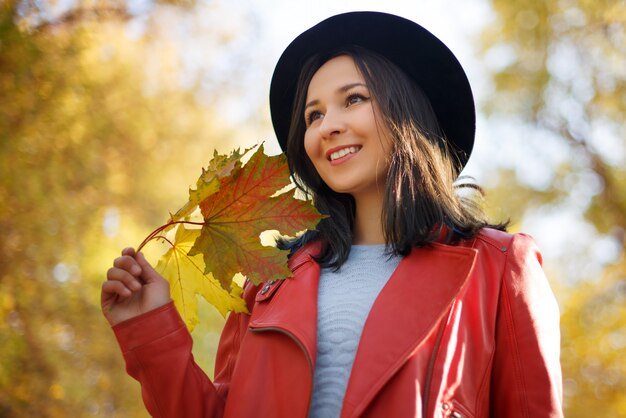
[102,12,563,418]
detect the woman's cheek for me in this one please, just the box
[303,131,320,163]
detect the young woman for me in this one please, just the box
[102,12,564,418]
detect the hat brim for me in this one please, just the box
[269,11,475,170]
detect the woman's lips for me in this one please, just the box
[326,145,362,165]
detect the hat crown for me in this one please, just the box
[270,11,475,171]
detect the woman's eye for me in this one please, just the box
[346,93,369,106]
[306,110,323,125]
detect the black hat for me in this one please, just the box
[269,11,475,170]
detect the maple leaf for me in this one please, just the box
[189,144,322,288]
[168,148,246,226]
[154,224,248,331]
[139,144,323,330]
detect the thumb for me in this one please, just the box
[135,252,163,284]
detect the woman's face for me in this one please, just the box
[303,55,393,200]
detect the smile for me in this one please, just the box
[328,146,362,162]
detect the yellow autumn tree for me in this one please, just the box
[478,1,626,416]
[0,0,259,415]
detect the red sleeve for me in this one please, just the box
[112,279,259,418]
[112,302,226,417]
[491,233,564,418]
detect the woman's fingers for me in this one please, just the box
[101,248,171,326]
[101,279,133,299]
[121,247,136,257]
[107,265,142,291]
[113,255,142,276]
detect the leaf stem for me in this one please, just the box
[137,220,205,252]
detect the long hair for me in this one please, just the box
[278,46,507,269]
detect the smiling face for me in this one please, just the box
[303,55,394,200]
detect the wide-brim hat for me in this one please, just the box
[269,11,475,170]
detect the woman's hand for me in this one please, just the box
[101,247,171,327]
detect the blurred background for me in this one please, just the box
[1,0,624,416]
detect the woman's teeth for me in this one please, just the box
[330,146,360,161]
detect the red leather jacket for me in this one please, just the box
[113,228,563,417]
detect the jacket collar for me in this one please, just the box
[249,240,477,417]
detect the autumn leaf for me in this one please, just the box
[188,144,323,288]
[168,148,247,226]
[140,144,323,330]
[154,225,248,331]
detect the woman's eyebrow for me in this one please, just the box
[338,82,367,92]
[305,82,368,110]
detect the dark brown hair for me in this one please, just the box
[278,46,507,268]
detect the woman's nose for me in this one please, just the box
[318,108,346,139]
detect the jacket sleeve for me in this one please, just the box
[112,285,257,418]
[490,233,564,418]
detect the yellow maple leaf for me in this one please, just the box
[154,224,248,331]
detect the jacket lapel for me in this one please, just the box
[247,243,321,372]
[341,243,478,418]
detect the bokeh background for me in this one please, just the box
[1,0,624,416]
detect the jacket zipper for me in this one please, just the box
[248,326,314,412]
[422,316,447,416]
